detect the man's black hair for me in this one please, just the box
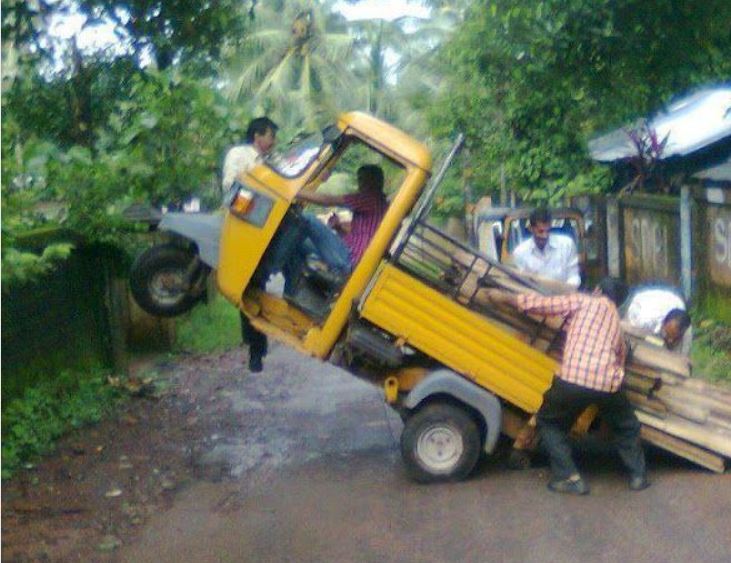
[245,117,279,144]
[663,308,691,332]
[357,164,384,191]
[529,207,552,225]
[597,276,629,307]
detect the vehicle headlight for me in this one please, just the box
[227,181,273,227]
[231,186,255,215]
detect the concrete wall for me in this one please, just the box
[606,185,731,322]
[2,243,175,401]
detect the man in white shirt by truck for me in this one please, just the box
[512,207,581,289]
[622,285,692,355]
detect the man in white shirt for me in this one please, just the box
[223,117,278,373]
[222,117,278,192]
[512,208,581,288]
[622,286,692,355]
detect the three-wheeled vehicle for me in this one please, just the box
[133,112,562,482]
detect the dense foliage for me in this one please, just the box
[224,0,355,131]
[3,0,730,278]
[1,369,120,478]
[2,0,251,71]
[429,0,731,206]
[2,0,257,287]
[2,66,249,286]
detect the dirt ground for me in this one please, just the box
[3,344,731,563]
[1,350,242,562]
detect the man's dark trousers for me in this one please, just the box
[240,312,267,369]
[537,377,646,480]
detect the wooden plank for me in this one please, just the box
[626,390,668,418]
[659,396,709,424]
[659,385,731,420]
[624,373,662,395]
[625,363,684,386]
[679,378,731,400]
[708,416,731,432]
[640,426,726,473]
[636,411,731,458]
[626,337,691,378]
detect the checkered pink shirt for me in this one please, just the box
[516,293,626,392]
[342,191,388,264]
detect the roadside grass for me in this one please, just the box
[1,369,121,479]
[173,293,241,354]
[2,293,240,479]
[691,319,731,386]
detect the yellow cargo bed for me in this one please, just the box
[361,263,556,413]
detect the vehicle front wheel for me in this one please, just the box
[130,244,208,318]
[400,402,481,483]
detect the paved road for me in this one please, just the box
[120,345,731,563]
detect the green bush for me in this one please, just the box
[2,67,250,290]
[692,319,731,385]
[1,370,120,479]
[174,293,241,354]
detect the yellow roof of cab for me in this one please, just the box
[337,111,432,172]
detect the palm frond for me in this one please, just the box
[256,49,298,99]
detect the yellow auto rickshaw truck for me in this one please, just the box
[212,111,562,482]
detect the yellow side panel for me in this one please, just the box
[360,265,556,413]
[216,200,289,306]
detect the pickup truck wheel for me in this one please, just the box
[130,244,206,317]
[400,402,481,483]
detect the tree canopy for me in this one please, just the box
[429,0,731,205]
[3,0,731,287]
[223,0,355,131]
[2,0,252,71]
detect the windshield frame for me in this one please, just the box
[266,129,333,179]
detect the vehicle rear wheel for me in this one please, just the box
[130,244,208,317]
[400,402,481,483]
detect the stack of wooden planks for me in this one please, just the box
[622,340,731,473]
[447,249,731,473]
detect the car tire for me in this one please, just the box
[400,402,481,483]
[130,244,207,317]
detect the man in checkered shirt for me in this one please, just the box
[486,278,648,495]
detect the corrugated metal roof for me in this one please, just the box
[589,86,731,162]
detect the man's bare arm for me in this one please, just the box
[296,190,345,207]
[484,288,519,308]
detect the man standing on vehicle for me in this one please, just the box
[486,278,649,495]
[222,117,278,193]
[513,207,581,288]
[222,117,279,373]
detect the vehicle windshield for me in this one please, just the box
[268,131,325,178]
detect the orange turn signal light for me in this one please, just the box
[231,188,255,215]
